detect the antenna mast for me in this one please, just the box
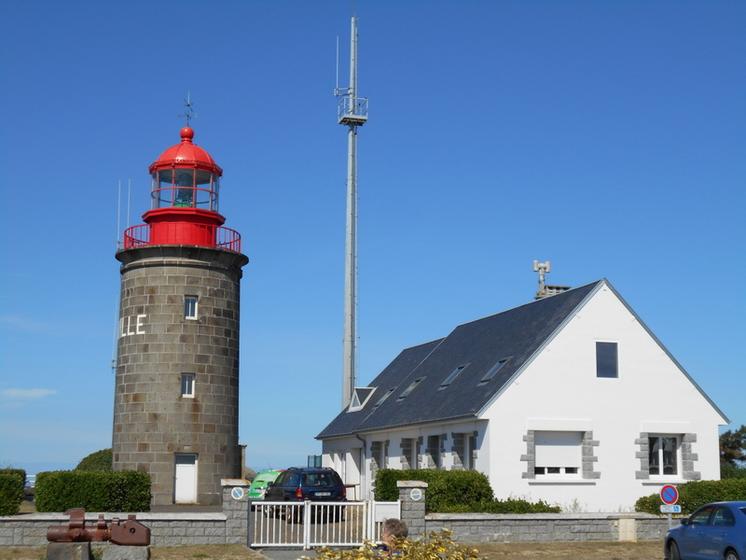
[336,16,368,409]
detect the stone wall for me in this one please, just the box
[0,512,229,547]
[113,245,248,506]
[425,512,679,543]
[0,480,250,548]
[0,480,678,547]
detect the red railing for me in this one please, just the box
[216,226,241,253]
[122,224,150,249]
[121,224,242,254]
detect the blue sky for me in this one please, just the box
[1,1,744,474]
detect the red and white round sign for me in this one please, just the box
[660,484,679,505]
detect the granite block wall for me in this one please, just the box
[112,246,248,506]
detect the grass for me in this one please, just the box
[0,545,264,560]
[476,541,662,560]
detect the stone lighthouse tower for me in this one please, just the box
[112,126,248,506]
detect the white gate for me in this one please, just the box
[250,500,400,549]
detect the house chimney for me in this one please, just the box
[533,260,571,299]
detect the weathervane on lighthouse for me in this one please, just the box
[179,91,196,126]
[335,16,368,409]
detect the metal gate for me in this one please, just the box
[249,500,400,549]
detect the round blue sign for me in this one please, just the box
[231,487,245,501]
[660,484,679,505]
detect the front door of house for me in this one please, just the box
[174,454,198,503]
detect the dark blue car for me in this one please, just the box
[665,501,746,560]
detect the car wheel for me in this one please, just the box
[724,549,740,560]
[669,540,681,560]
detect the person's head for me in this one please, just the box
[382,518,408,547]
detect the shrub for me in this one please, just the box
[314,530,479,560]
[374,469,494,512]
[75,449,113,472]
[721,463,746,479]
[0,469,26,487]
[634,493,661,515]
[635,478,746,515]
[439,498,561,514]
[0,472,25,516]
[36,471,151,512]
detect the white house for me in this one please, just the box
[317,279,728,511]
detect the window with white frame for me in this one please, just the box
[534,431,582,476]
[184,296,198,320]
[181,373,195,398]
[648,435,679,476]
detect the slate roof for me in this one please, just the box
[317,280,603,439]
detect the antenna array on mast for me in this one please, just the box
[337,16,368,409]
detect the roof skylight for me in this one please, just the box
[478,357,511,385]
[372,388,395,410]
[397,377,425,401]
[439,364,470,390]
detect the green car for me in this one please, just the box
[248,469,283,501]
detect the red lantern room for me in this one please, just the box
[122,127,241,252]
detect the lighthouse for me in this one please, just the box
[112,126,248,506]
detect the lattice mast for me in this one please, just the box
[336,16,368,409]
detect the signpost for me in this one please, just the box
[659,485,679,528]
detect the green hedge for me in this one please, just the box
[0,469,26,487]
[374,469,494,512]
[635,478,746,515]
[35,471,151,512]
[0,472,25,516]
[439,498,561,514]
[75,449,113,472]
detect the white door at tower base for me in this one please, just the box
[174,454,198,503]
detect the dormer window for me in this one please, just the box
[347,387,375,412]
[397,377,425,401]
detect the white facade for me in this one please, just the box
[321,281,727,511]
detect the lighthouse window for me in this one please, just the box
[174,169,195,207]
[184,296,198,320]
[194,170,218,210]
[181,373,195,398]
[153,170,174,208]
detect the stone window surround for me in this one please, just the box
[400,437,420,469]
[370,440,389,475]
[635,432,700,480]
[521,430,599,480]
[424,434,448,469]
[450,430,479,470]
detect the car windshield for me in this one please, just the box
[303,472,335,487]
[740,507,746,517]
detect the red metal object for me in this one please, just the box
[47,509,150,546]
[123,223,241,253]
[149,126,222,175]
[119,126,243,254]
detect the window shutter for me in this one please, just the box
[534,431,582,467]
